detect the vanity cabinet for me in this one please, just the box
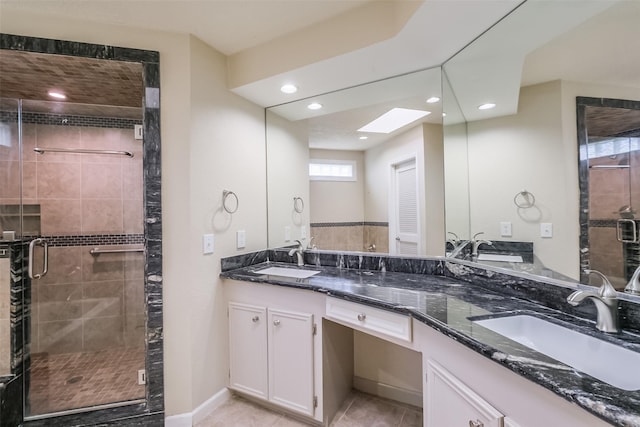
[426,360,503,427]
[228,302,316,417]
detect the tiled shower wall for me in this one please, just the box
[587,151,640,288]
[310,223,389,253]
[0,115,145,354]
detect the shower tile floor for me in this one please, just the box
[28,347,145,415]
[195,390,423,427]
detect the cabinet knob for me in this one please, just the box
[469,420,484,427]
[273,319,281,326]
[251,316,259,323]
[357,313,366,321]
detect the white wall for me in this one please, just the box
[365,124,444,256]
[266,111,310,247]
[0,10,268,417]
[443,122,471,240]
[309,149,365,223]
[466,80,640,279]
[467,81,567,274]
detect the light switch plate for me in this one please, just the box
[500,221,512,237]
[236,230,246,249]
[284,226,291,242]
[540,223,553,238]
[203,234,214,254]
[301,225,307,240]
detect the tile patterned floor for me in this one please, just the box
[28,347,145,415]
[195,390,423,427]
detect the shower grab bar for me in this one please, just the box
[34,147,134,158]
[90,246,145,255]
[589,164,630,169]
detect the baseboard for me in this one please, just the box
[165,387,232,427]
[353,376,422,408]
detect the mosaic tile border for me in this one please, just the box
[0,110,141,129]
[310,221,389,228]
[42,234,144,247]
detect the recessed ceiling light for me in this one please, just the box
[358,108,431,134]
[280,84,298,94]
[48,91,67,100]
[426,97,440,104]
[359,136,368,140]
[307,102,323,110]
[478,103,496,110]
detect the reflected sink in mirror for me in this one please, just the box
[255,266,321,279]
[476,254,523,263]
[473,314,640,391]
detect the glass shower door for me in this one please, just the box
[19,99,146,417]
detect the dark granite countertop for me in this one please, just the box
[221,261,640,427]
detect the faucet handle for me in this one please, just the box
[472,232,484,241]
[585,269,618,299]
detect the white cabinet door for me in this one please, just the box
[426,360,504,427]
[504,417,523,427]
[228,302,268,399]
[268,308,315,416]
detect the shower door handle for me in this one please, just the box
[28,238,49,279]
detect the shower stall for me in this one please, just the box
[0,96,147,419]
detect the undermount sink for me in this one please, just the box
[473,314,640,391]
[255,266,321,279]
[476,253,523,263]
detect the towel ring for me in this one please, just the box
[293,196,304,213]
[514,190,535,208]
[223,190,239,214]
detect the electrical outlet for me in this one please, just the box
[284,226,291,242]
[300,225,307,240]
[540,223,553,238]
[237,230,246,249]
[500,221,512,237]
[138,369,146,385]
[203,234,214,254]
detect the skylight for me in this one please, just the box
[358,108,431,134]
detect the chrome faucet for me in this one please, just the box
[567,270,620,333]
[625,265,640,294]
[307,236,317,250]
[447,231,460,248]
[288,239,304,266]
[447,239,470,258]
[471,232,493,259]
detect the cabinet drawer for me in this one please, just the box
[325,297,412,342]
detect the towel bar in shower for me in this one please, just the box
[90,247,145,255]
[34,147,134,158]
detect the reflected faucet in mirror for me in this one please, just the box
[288,239,304,266]
[471,232,493,260]
[567,270,619,333]
[625,266,640,295]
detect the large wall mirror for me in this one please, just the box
[443,0,640,283]
[266,67,445,257]
[265,0,640,289]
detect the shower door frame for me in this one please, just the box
[577,96,640,286]
[0,33,164,426]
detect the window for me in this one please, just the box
[309,159,357,181]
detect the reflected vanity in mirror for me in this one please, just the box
[266,67,445,257]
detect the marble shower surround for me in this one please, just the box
[0,33,164,427]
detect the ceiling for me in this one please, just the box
[0,0,521,108]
